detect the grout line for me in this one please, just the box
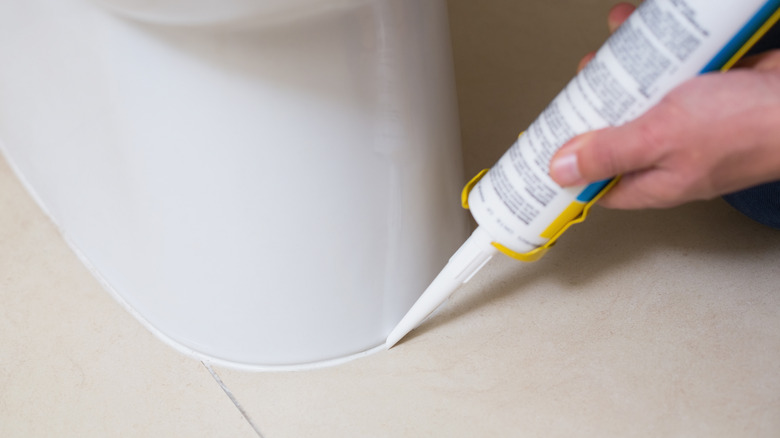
[203,362,266,438]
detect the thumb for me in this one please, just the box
[549,119,666,187]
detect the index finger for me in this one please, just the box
[608,2,638,33]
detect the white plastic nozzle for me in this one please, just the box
[385,227,499,349]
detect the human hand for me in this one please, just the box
[549,3,780,209]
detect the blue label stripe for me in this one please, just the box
[577,179,612,202]
[700,0,780,73]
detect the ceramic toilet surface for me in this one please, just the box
[90,0,368,26]
[0,0,466,368]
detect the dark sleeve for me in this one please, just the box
[721,20,780,230]
[747,20,780,54]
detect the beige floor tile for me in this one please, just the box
[213,200,780,437]
[0,156,257,438]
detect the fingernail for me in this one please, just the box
[550,153,583,186]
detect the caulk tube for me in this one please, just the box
[469,0,780,257]
[387,0,780,349]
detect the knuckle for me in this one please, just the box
[638,185,680,208]
[754,49,780,71]
[619,171,692,209]
[652,171,708,207]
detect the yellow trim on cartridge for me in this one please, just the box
[539,201,586,239]
[461,169,489,209]
[491,241,551,263]
[461,169,621,263]
[491,177,620,262]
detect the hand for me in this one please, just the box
[549,3,780,209]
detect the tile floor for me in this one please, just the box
[3,1,780,436]
[3,148,780,437]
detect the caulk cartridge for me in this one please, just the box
[384,168,614,349]
[386,0,780,348]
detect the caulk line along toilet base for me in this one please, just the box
[0,0,467,367]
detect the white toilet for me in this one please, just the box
[0,0,467,369]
